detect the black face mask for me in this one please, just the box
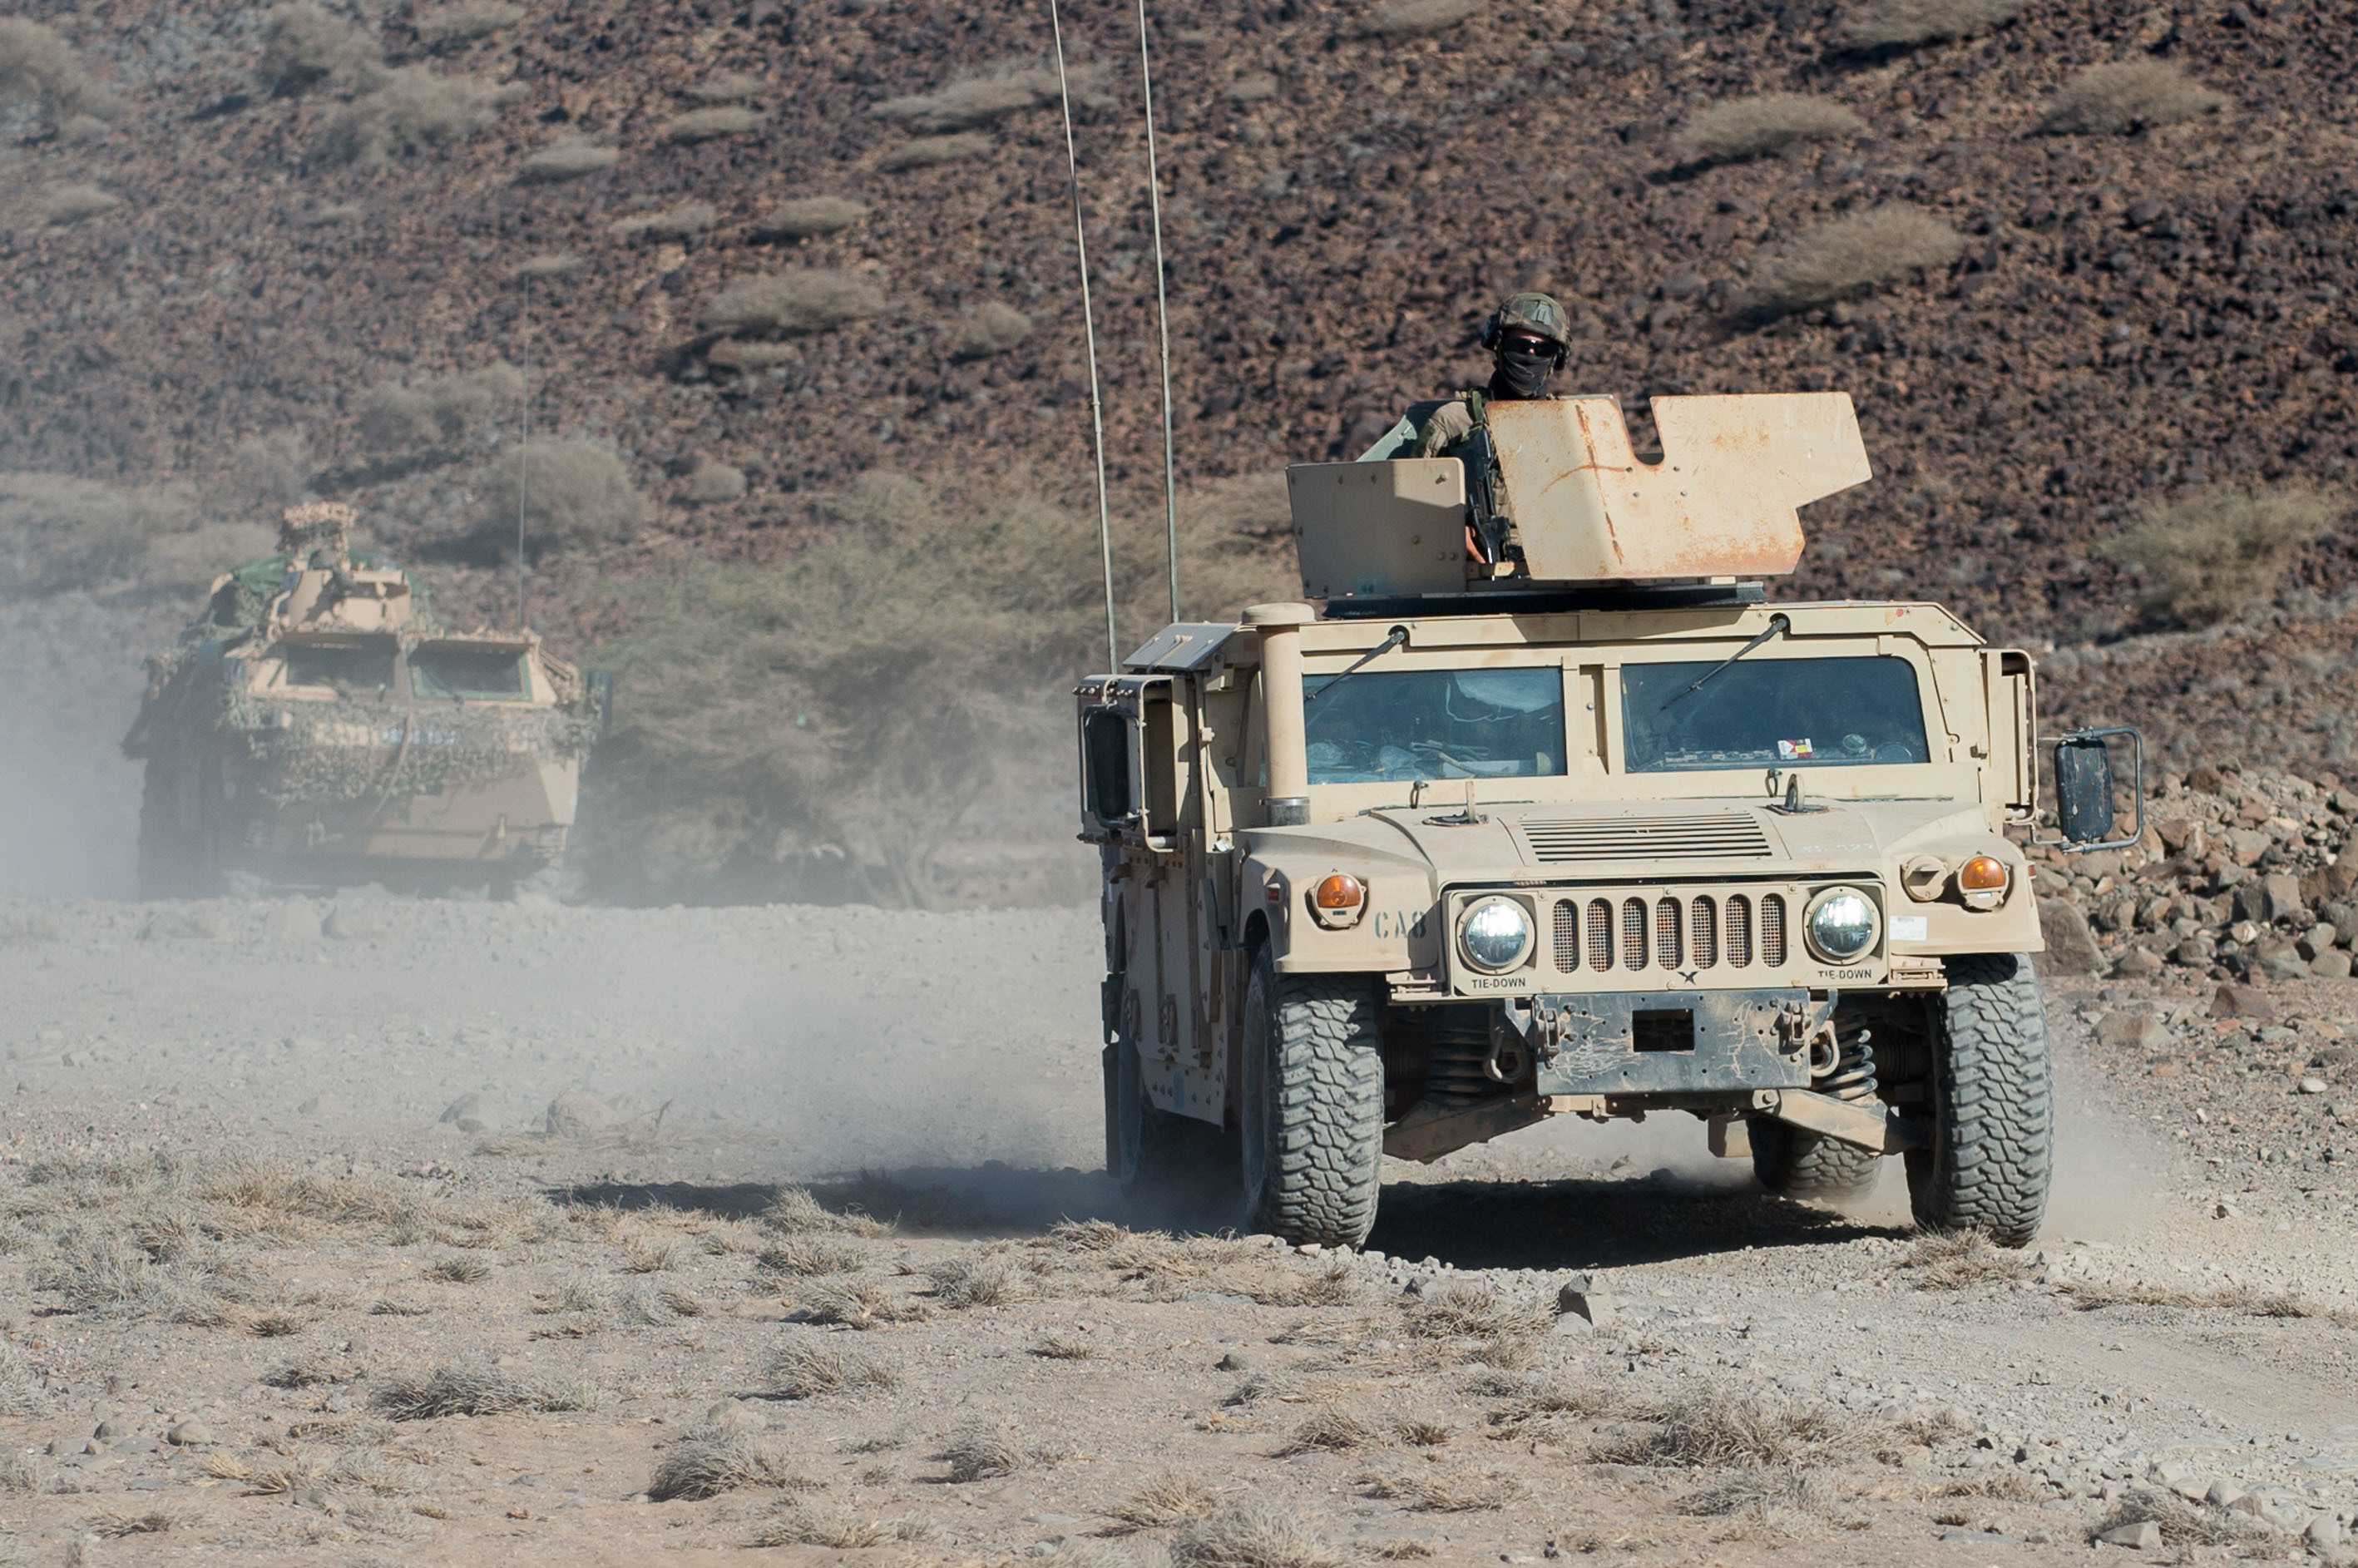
[1494,344,1555,398]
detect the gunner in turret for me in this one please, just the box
[1358,291,1573,462]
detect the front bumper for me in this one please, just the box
[1501,987,1817,1097]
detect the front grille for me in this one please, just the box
[1465,883,1819,990]
[1521,812,1774,863]
[1553,899,1579,971]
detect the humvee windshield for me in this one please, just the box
[282,640,397,693]
[1621,655,1928,772]
[1304,668,1565,784]
[409,645,528,700]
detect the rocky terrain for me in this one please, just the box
[0,894,2351,1565]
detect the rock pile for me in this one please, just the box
[2033,764,2358,987]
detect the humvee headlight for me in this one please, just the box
[1803,886,1880,965]
[1308,873,1366,929]
[1958,854,2010,910]
[1457,896,1534,973]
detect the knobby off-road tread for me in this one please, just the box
[1912,952,2053,1247]
[1246,951,1385,1249]
[1750,1118,1881,1200]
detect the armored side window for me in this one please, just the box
[281,640,397,693]
[409,645,530,700]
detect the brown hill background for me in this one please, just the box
[2,0,2354,901]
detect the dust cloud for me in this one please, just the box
[0,596,151,900]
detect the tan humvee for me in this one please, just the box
[1079,394,2136,1249]
[123,504,602,898]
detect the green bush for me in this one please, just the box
[1674,95,1863,166]
[957,301,1031,359]
[414,1,523,47]
[699,271,885,338]
[611,200,719,240]
[1752,206,1961,314]
[487,438,647,556]
[665,106,759,142]
[39,183,120,225]
[516,140,620,183]
[256,2,379,96]
[2043,62,2225,135]
[314,67,513,166]
[1361,0,1478,37]
[753,196,869,241]
[0,17,114,131]
[576,471,1295,907]
[1835,0,2019,47]
[357,364,523,452]
[2104,487,2341,627]
[877,133,990,171]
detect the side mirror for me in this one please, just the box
[1080,705,1136,827]
[2040,726,2143,851]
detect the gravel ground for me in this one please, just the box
[0,894,2351,1566]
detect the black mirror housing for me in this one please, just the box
[2040,726,2143,852]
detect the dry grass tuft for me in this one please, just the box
[1835,0,2019,47]
[1276,1407,1391,1457]
[699,270,886,339]
[1354,1462,1525,1512]
[749,1502,938,1547]
[2044,61,2224,135]
[1360,0,1477,36]
[620,1234,682,1274]
[958,300,1031,359]
[1171,1501,1342,1568]
[1248,1259,1362,1309]
[879,132,991,171]
[314,67,513,167]
[1594,1387,1871,1470]
[2103,487,2340,628]
[423,1256,491,1285]
[2061,1280,2346,1322]
[647,1429,808,1501]
[800,1277,932,1331]
[247,1306,313,1338]
[41,184,121,225]
[1399,1279,1548,1346]
[370,1296,432,1317]
[1899,1229,2032,1289]
[937,1420,1058,1483]
[1107,1473,1220,1533]
[667,106,759,141]
[264,1354,354,1388]
[1675,95,1863,166]
[37,1239,166,1315]
[486,438,648,557]
[925,1256,1031,1308]
[758,1239,865,1276]
[517,140,620,183]
[1395,1418,1451,1447]
[611,200,719,240]
[1751,206,1962,314]
[764,1185,887,1236]
[2093,1486,2274,1547]
[85,1507,181,1537]
[370,1367,602,1421]
[257,2,378,96]
[754,196,869,241]
[415,1,523,47]
[1678,1463,1833,1521]
[769,1338,902,1398]
[1031,1333,1100,1361]
[871,62,1105,131]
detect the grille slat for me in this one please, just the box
[1586,898,1614,971]
[1620,898,1648,971]
[1654,897,1682,970]
[1690,896,1718,970]
[1727,895,1752,967]
[1553,899,1579,972]
[1522,813,1772,863]
[1762,894,1788,967]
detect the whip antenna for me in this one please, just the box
[516,270,530,630]
[1050,0,1119,670]
[1135,0,1179,625]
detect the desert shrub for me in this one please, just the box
[40,183,119,225]
[356,363,522,451]
[1674,94,1863,165]
[0,472,198,596]
[1228,72,1278,103]
[753,195,869,240]
[372,1366,601,1418]
[2103,487,2339,627]
[692,70,764,102]
[871,62,1106,132]
[699,270,885,338]
[487,438,647,556]
[0,17,114,130]
[256,2,379,96]
[314,66,511,166]
[647,1430,806,1500]
[958,300,1031,359]
[2043,62,2224,135]
[1361,0,1477,37]
[511,251,584,279]
[1171,1502,1340,1568]
[878,133,990,171]
[515,139,619,183]
[665,105,759,141]
[611,199,719,239]
[1751,205,1961,314]
[1591,1387,1870,1469]
[1835,0,2019,47]
[685,460,747,503]
[414,1,523,47]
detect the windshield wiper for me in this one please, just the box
[1306,625,1409,703]
[1660,613,1789,709]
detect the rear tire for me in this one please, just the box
[1906,952,2053,1247]
[1748,1116,1881,1201]
[1108,1030,1201,1198]
[1238,947,1384,1248]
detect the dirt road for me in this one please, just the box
[0,894,2351,1566]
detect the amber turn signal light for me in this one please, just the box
[1312,873,1365,910]
[1958,855,2009,892]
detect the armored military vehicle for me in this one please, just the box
[1080,393,2136,1249]
[124,503,604,898]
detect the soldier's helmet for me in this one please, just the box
[1480,292,1572,365]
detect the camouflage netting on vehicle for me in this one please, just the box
[179,548,433,647]
[218,689,601,807]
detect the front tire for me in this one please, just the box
[1238,947,1385,1248]
[1906,952,2053,1247]
[1748,1116,1881,1201]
